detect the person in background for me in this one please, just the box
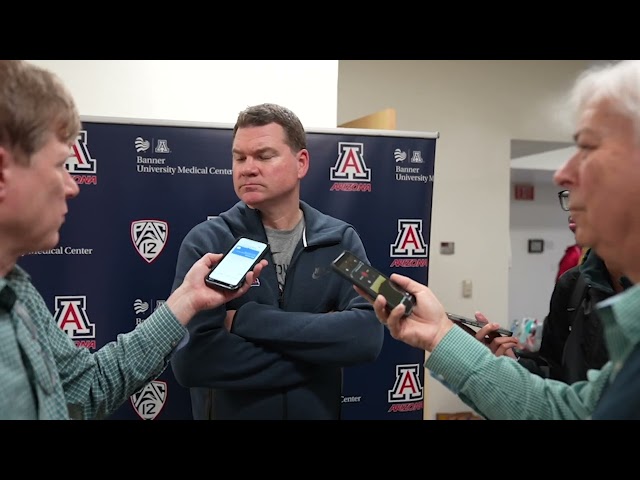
[0,60,267,420]
[170,103,384,420]
[556,203,583,281]
[357,60,640,419]
[476,249,629,383]
[475,190,631,384]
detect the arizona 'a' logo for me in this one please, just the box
[131,380,167,420]
[330,142,371,182]
[66,130,97,174]
[390,219,428,257]
[54,295,95,339]
[388,364,423,403]
[131,220,168,263]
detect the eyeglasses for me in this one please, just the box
[558,190,570,211]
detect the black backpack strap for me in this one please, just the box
[566,272,589,328]
[516,271,590,380]
[560,271,594,383]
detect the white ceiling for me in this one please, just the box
[510,142,575,185]
[511,146,575,170]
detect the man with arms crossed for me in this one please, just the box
[0,60,267,420]
[359,60,640,419]
[171,103,384,420]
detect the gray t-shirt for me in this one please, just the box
[265,217,305,293]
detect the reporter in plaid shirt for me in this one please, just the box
[0,60,267,420]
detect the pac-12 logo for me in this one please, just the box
[390,219,429,268]
[54,295,96,349]
[131,220,168,264]
[387,364,424,413]
[131,380,167,420]
[330,142,371,192]
[66,130,97,185]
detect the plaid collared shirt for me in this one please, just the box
[0,265,186,419]
[424,284,640,419]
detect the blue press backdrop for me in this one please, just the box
[18,118,438,420]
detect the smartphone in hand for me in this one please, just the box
[446,312,512,337]
[204,237,269,291]
[331,250,415,316]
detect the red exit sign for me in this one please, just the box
[514,183,535,200]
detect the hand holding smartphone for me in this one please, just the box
[331,250,416,316]
[205,237,269,291]
[446,312,512,337]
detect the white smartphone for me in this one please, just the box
[204,237,269,291]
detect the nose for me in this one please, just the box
[553,148,579,188]
[240,157,259,176]
[64,169,80,198]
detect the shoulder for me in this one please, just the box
[300,201,334,220]
[185,217,220,236]
[556,265,582,291]
[548,267,583,312]
[300,201,353,230]
[6,266,44,305]
[187,202,249,235]
[592,345,640,419]
[181,216,234,249]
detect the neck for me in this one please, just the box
[258,197,302,230]
[0,254,17,278]
[262,207,302,231]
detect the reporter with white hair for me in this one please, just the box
[358,60,640,420]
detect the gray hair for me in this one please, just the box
[0,60,81,165]
[570,60,640,139]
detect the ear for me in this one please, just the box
[0,146,8,201]
[297,148,310,179]
[0,145,19,202]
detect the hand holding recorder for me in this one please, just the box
[331,251,515,353]
[331,251,454,351]
[331,251,416,316]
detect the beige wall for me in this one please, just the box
[28,60,339,128]
[337,60,590,419]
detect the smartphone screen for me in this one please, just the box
[331,250,415,316]
[206,237,269,290]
